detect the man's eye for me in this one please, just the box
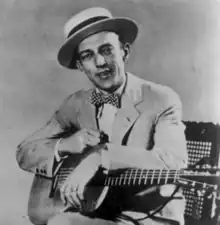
[80,52,93,61]
[101,46,113,55]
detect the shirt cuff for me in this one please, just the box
[54,138,68,162]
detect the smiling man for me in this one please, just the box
[77,32,128,94]
[16,7,188,225]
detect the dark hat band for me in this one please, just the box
[67,16,109,38]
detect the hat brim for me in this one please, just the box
[57,17,138,69]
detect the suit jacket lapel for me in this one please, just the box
[111,73,143,144]
[111,95,140,144]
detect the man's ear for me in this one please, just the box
[76,60,83,72]
[122,43,131,62]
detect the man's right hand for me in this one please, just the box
[58,128,101,156]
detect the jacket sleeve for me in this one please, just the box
[16,93,80,178]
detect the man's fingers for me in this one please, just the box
[60,186,67,205]
[60,192,66,205]
[87,137,100,146]
[83,134,100,146]
[77,183,85,201]
[63,185,75,206]
[86,129,100,138]
[67,185,81,208]
[76,183,86,211]
[160,184,176,197]
[68,190,81,209]
[60,184,81,209]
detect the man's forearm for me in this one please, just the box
[16,116,69,178]
[16,136,58,177]
[104,143,187,170]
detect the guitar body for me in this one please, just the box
[28,147,151,224]
[27,145,219,225]
[28,175,58,225]
[28,153,109,225]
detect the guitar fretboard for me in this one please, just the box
[55,168,183,188]
[105,168,181,186]
[54,167,218,191]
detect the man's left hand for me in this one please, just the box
[160,184,177,196]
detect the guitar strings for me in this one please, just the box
[56,172,216,176]
[54,175,216,190]
[56,169,217,185]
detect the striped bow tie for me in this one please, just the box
[90,91,121,108]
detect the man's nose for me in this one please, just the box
[95,53,106,68]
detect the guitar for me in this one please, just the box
[28,153,220,225]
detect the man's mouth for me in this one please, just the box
[96,67,114,80]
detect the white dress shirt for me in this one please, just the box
[96,77,125,140]
[97,104,117,141]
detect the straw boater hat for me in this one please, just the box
[57,7,139,69]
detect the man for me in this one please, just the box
[16,7,188,225]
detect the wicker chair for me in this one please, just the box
[183,121,220,225]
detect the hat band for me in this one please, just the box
[67,16,109,38]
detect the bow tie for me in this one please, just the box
[90,91,121,108]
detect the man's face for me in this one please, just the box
[77,32,129,93]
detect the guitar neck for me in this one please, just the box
[105,168,181,187]
[55,167,218,191]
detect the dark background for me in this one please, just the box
[0,0,220,224]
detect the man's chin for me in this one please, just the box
[98,83,121,93]
[98,86,114,93]
[94,76,122,93]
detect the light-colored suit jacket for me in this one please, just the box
[16,73,188,225]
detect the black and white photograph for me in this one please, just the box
[0,0,220,225]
